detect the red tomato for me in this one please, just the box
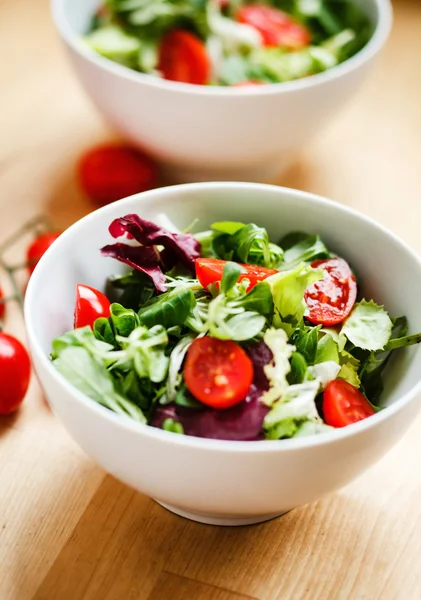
[196,258,277,291]
[0,333,31,415]
[304,257,357,326]
[184,337,253,409]
[0,286,5,320]
[27,232,61,275]
[237,5,311,49]
[74,285,111,329]
[323,380,375,428]
[158,30,211,85]
[78,144,158,206]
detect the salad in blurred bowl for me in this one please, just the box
[85,0,373,86]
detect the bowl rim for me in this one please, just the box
[51,0,393,97]
[25,182,421,453]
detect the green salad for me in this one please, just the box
[51,214,421,442]
[83,0,373,86]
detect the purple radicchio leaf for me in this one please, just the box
[152,386,269,442]
[246,341,273,392]
[108,214,200,273]
[101,243,167,293]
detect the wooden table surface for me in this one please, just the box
[1,1,421,599]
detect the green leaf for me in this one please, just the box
[239,282,274,320]
[138,288,196,329]
[315,334,339,364]
[174,383,204,409]
[287,352,308,385]
[341,300,393,351]
[338,362,360,388]
[116,325,170,383]
[53,347,146,423]
[291,325,320,365]
[261,328,294,406]
[162,418,184,435]
[94,317,116,347]
[52,327,113,359]
[265,418,298,440]
[84,25,141,68]
[263,380,321,428]
[220,261,244,294]
[282,233,330,268]
[110,303,140,337]
[267,263,323,334]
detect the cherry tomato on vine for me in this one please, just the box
[195,257,277,291]
[184,337,254,409]
[27,232,61,275]
[0,333,31,415]
[74,284,111,330]
[78,144,158,206]
[323,380,375,428]
[304,257,357,326]
[158,30,211,85]
[236,5,311,49]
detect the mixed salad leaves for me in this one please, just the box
[83,0,372,86]
[51,214,421,441]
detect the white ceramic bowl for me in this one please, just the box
[25,182,421,526]
[51,0,392,183]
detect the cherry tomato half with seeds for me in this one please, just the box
[323,380,375,428]
[304,257,357,326]
[158,30,211,85]
[26,232,61,275]
[78,144,158,206]
[74,285,111,330]
[195,258,277,291]
[0,333,31,415]
[236,5,311,49]
[184,337,254,409]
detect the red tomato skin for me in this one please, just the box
[79,145,158,206]
[0,286,5,320]
[195,258,277,291]
[184,337,254,409]
[158,30,211,85]
[0,333,31,415]
[236,5,311,49]
[323,380,375,428]
[27,232,61,275]
[74,285,111,330]
[305,257,357,326]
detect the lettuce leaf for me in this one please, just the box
[341,300,393,351]
[266,263,323,334]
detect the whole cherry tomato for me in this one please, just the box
[27,232,61,275]
[0,332,31,415]
[78,144,158,206]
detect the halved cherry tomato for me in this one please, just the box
[236,5,311,49]
[0,285,5,320]
[184,337,253,409]
[27,232,61,275]
[323,380,375,428]
[158,30,211,85]
[78,144,158,206]
[74,284,111,329]
[0,332,31,415]
[195,258,277,291]
[304,257,357,326]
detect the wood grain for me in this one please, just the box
[1,1,421,599]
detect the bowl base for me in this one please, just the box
[156,501,286,526]
[159,154,296,185]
